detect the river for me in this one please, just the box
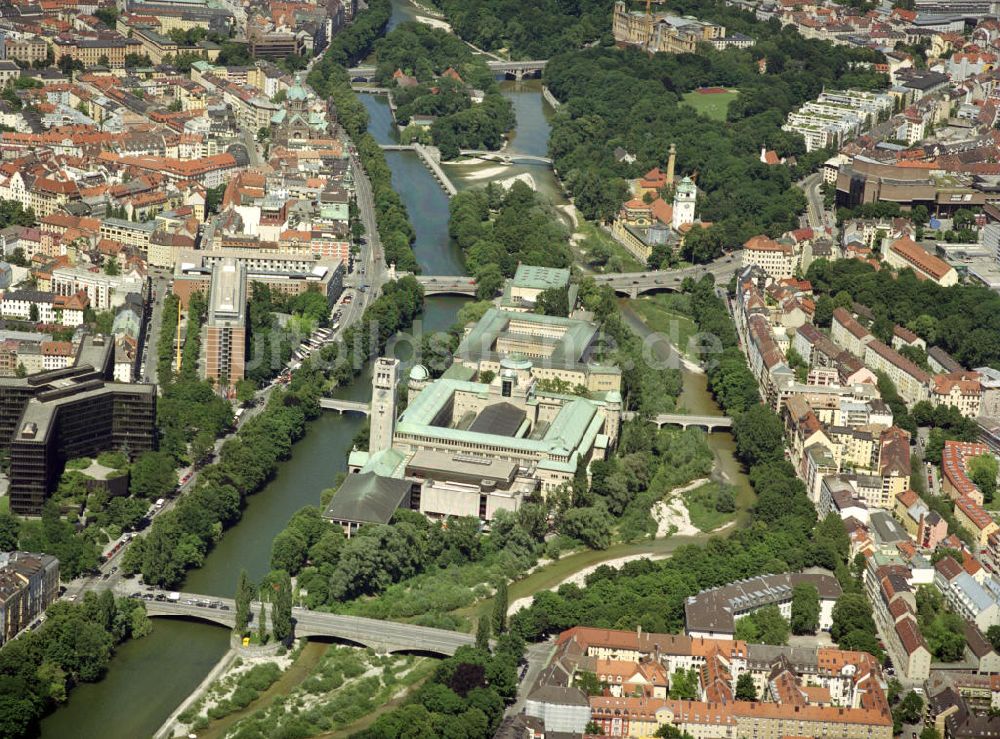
[40,3,742,736]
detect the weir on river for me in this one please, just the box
[39,4,747,736]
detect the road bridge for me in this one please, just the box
[348,59,547,83]
[591,258,740,298]
[143,595,475,656]
[319,398,370,415]
[652,413,733,431]
[415,275,478,296]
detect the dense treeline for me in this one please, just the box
[308,14,420,273]
[543,7,885,248]
[373,23,515,158]
[322,0,391,66]
[431,0,612,59]
[449,181,572,297]
[355,134,420,272]
[578,278,683,417]
[356,638,521,738]
[509,275,853,644]
[688,277,761,415]
[315,276,425,385]
[0,593,151,738]
[806,258,1000,369]
[122,279,426,587]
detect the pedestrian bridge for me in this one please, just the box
[319,398,370,415]
[459,150,552,165]
[143,595,475,656]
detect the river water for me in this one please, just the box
[40,3,744,736]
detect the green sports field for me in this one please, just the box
[681,89,740,121]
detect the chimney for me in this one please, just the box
[666,143,676,185]
[637,624,642,640]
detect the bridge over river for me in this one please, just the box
[348,59,547,82]
[142,593,474,656]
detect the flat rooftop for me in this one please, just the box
[208,259,246,325]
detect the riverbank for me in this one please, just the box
[154,647,239,739]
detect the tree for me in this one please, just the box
[535,286,569,317]
[234,569,253,635]
[492,579,507,635]
[790,584,820,635]
[734,605,789,645]
[0,512,19,551]
[895,690,923,725]
[129,451,178,499]
[655,726,694,739]
[271,572,293,642]
[831,593,876,643]
[559,504,611,550]
[270,528,308,575]
[257,602,267,643]
[235,379,256,407]
[733,404,785,466]
[668,668,699,699]
[475,264,503,301]
[28,303,38,322]
[476,615,491,651]
[988,625,1000,653]
[735,672,757,701]
[968,454,998,504]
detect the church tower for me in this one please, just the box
[672,176,696,231]
[369,357,400,455]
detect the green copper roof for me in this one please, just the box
[512,264,570,290]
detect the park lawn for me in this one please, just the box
[684,482,737,532]
[681,90,740,122]
[0,496,8,515]
[575,220,646,274]
[629,296,698,360]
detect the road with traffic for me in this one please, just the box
[800,172,829,232]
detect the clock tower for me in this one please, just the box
[369,357,400,455]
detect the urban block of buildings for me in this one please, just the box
[514,625,892,738]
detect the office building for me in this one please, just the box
[1,337,156,514]
[204,259,247,383]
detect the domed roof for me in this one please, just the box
[500,355,533,371]
[287,79,308,101]
[409,364,429,382]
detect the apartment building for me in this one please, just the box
[932,371,983,418]
[955,496,999,549]
[0,551,59,645]
[783,89,893,152]
[50,266,143,311]
[684,572,841,638]
[863,340,930,405]
[943,440,991,505]
[831,308,875,359]
[882,236,959,286]
[935,556,1000,631]
[742,235,796,280]
[0,290,88,326]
